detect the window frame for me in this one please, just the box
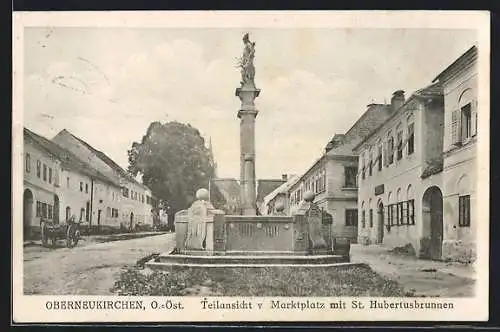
[36,160,41,178]
[25,153,31,173]
[407,123,415,155]
[345,209,358,227]
[459,195,471,227]
[461,103,472,141]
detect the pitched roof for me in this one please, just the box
[352,82,443,152]
[256,179,286,204]
[24,128,120,187]
[59,129,149,190]
[432,45,477,83]
[211,178,241,203]
[262,174,300,207]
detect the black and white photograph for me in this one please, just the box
[12,11,490,322]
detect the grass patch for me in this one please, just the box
[111,264,407,297]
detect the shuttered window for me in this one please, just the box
[407,123,415,155]
[451,109,461,145]
[471,100,478,137]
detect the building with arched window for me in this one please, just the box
[287,103,394,244]
[433,45,478,262]
[353,82,445,257]
[354,45,478,263]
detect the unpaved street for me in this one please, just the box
[23,233,175,295]
[350,244,476,297]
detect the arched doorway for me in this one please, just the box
[23,189,34,240]
[377,201,384,244]
[422,186,443,260]
[129,212,134,231]
[66,206,71,222]
[53,195,60,224]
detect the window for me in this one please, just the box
[67,177,70,188]
[80,182,84,192]
[361,210,366,228]
[36,201,41,217]
[407,123,415,155]
[459,195,471,227]
[48,168,52,184]
[25,153,31,173]
[48,205,53,219]
[368,157,373,176]
[369,209,373,228]
[123,187,129,198]
[387,200,415,226]
[461,104,472,140]
[36,160,41,178]
[345,209,358,226]
[408,199,415,225]
[388,137,394,165]
[142,195,145,203]
[377,146,382,171]
[344,166,357,188]
[86,201,90,221]
[85,183,89,194]
[398,202,405,224]
[107,207,111,217]
[43,164,47,181]
[397,131,403,160]
[80,208,85,222]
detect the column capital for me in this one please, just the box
[237,109,259,119]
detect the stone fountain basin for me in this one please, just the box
[145,250,351,269]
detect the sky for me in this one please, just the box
[23,27,477,179]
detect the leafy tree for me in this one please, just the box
[127,121,225,214]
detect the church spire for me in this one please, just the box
[208,136,217,178]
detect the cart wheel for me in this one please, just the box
[73,230,80,246]
[66,225,76,248]
[40,222,48,247]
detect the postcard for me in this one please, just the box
[12,10,490,323]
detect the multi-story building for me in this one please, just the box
[288,103,394,243]
[262,174,299,215]
[23,128,122,238]
[210,178,241,214]
[353,84,445,259]
[52,129,156,230]
[256,177,288,214]
[433,45,478,262]
[23,128,61,239]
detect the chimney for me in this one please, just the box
[391,90,405,111]
[281,174,288,181]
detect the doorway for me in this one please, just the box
[53,194,60,224]
[23,189,34,240]
[97,209,102,232]
[422,186,443,260]
[129,212,134,231]
[377,201,384,244]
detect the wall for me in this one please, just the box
[441,59,477,262]
[54,130,154,230]
[357,98,444,255]
[56,168,93,225]
[23,141,60,235]
[423,102,445,163]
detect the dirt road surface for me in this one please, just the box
[23,233,175,295]
[351,244,476,297]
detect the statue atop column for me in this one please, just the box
[238,33,256,88]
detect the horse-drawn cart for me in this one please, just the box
[40,217,81,248]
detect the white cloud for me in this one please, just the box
[24,28,477,180]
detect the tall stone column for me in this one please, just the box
[236,33,260,215]
[236,86,260,215]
